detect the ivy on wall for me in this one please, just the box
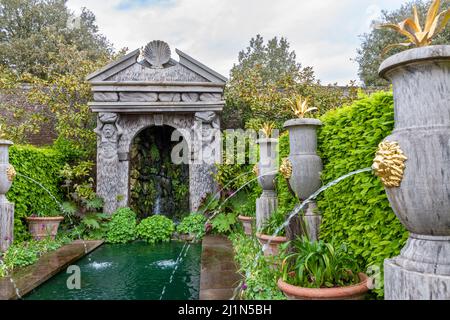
[7,145,66,242]
[317,91,409,298]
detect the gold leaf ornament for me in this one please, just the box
[372,141,407,188]
[253,164,259,177]
[6,164,16,182]
[279,158,293,180]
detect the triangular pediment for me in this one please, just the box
[87,42,227,84]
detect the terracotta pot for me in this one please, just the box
[238,215,255,236]
[256,233,287,256]
[277,273,369,300]
[27,216,64,240]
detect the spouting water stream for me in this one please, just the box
[231,167,373,300]
[159,241,191,300]
[205,170,278,223]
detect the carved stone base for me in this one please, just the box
[385,259,450,300]
[256,190,278,231]
[0,199,14,252]
[385,234,450,300]
[303,202,321,242]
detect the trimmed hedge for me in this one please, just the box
[7,145,66,242]
[317,91,409,298]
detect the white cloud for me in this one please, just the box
[67,0,405,85]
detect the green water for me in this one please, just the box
[25,241,201,300]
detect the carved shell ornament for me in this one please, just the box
[143,40,171,69]
[279,158,293,180]
[6,164,16,182]
[372,141,407,188]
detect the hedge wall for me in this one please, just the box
[317,91,409,298]
[7,145,66,242]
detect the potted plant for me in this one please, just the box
[375,0,450,299]
[256,210,288,256]
[27,206,64,240]
[278,237,369,300]
[228,190,256,236]
[238,213,255,236]
[282,95,323,240]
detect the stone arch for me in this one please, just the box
[88,40,226,214]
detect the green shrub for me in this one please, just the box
[0,236,71,277]
[137,215,175,244]
[229,232,286,300]
[7,145,66,242]
[106,208,137,244]
[317,91,409,298]
[211,212,237,234]
[176,213,207,239]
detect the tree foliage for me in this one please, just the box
[0,0,112,79]
[356,0,450,87]
[225,34,359,129]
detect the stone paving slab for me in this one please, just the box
[0,240,103,300]
[199,235,241,300]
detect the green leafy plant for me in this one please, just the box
[106,208,137,244]
[281,237,360,288]
[137,215,175,244]
[176,213,207,239]
[229,232,286,300]
[0,236,72,278]
[211,212,238,234]
[259,210,287,236]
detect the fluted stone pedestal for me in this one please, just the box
[0,140,15,252]
[385,234,450,299]
[256,190,278,231]
[0,198,14,252]
[303,202,321,242]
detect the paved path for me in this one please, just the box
[199,235,241,300]
[0,240,103,300]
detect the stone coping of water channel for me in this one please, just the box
[0,240,103,300]
[199,235,241,300]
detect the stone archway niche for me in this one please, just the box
[87,40,226,214]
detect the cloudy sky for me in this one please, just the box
[67,0,406,84]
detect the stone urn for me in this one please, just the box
[0,140,15,252]
[283,119,323,240]
[376,45,450,300]
[255,138,279,231]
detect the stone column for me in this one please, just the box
[256,138,279,231]
[377,45,450,300]
[190,111,221,211]
[0,140,15,252]
[95,113,122,214]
